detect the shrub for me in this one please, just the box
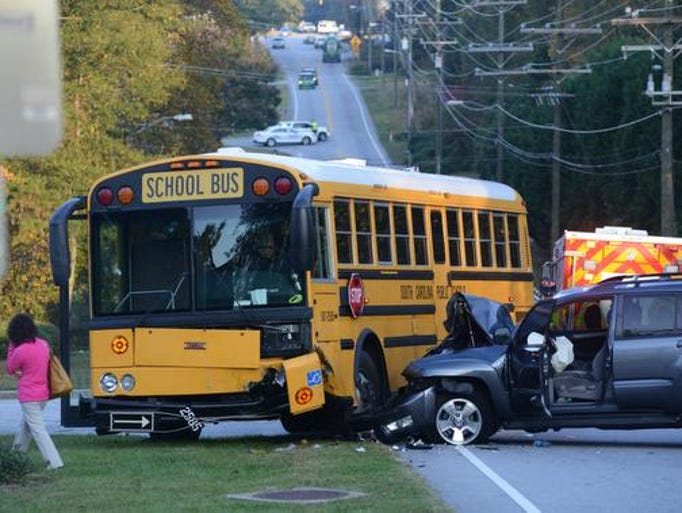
[0,448,32,485]
[347,61,370,76]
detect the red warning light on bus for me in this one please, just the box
[295,387,313,405]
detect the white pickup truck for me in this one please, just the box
[277,121,330,142]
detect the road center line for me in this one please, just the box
[456,446,542,513]
[341,72,389,166]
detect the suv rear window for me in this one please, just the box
[619,294,678,336]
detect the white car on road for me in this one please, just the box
[253,125,316,147]
[278,120,330,142]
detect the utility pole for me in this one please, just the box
[417,1,460,174]
[496,9,505,182]
[392,4,398,108]
[436,0,443,174]
[469,1,531,182]
[473,5,599,246]
[551,1,563,249]
[396,0,417,166]
[381,14,386,86]
[367,1,373,74]
[521,7,601,246]
[613,3,682,236]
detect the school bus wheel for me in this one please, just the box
[355,351,386,412]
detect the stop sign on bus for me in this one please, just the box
[347,273,364,318]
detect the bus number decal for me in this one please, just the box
[179,406,204,432]
[321,311,337,321]
[142,168,243,203]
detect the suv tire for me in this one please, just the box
[431,390,497,445]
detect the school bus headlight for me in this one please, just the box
[100,373,118,393]
[120,373,136,391]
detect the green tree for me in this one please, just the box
[234,0,303,30]
[0,1,185,322]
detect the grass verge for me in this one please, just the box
[0,435,451,513]
[348,74,407,166]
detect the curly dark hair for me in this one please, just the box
[7,313,38,345]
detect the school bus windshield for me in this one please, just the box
[91,201,304,315]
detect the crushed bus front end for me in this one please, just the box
[50,155,330,436]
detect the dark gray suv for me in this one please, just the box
[376,274,682,445]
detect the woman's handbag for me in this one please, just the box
[48,354,73,399]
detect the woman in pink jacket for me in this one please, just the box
[6,313,63,470]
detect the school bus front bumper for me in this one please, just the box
[82,353,326,434]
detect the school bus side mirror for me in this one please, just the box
[288,184,318,275]
[49,197,85,287]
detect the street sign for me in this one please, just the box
[110,411,154,432]
[350,35,361,50]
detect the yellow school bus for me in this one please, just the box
[49,148,533,437]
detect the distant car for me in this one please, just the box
[253,125,316,147]
[278,120,329,142]
[337,28,353,41]
[300,66,318,86]
[298,72,317,90]
[271,37,285,49]
[314,36,326,49]
[300,22,317,33]
[304,34,316,44]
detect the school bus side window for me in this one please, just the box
[462,210,477,266]
[393,204,411,265]
[334,199,353,263]
[493,213,507,267]
[508,214,522,268]
[411,206,428,265]
[355,200,373,264]
[374,202,393,264]
[446,208,462,266]
[430,210,446,264]
[313,206,333,279]
[478,211,493,267]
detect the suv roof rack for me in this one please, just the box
[595,272,682,287]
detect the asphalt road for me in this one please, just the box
[404,428,682,513]
[222,34,391,166]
